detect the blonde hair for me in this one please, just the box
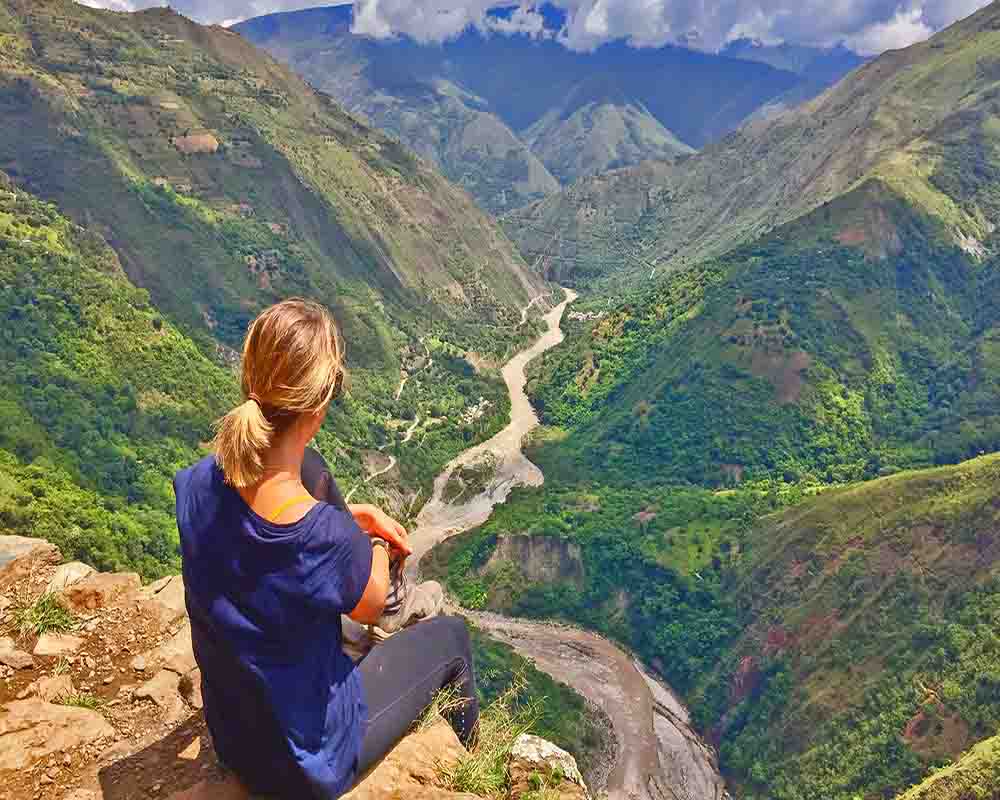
[212,298,345,488]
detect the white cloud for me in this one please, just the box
[847,5,934,54]
[483,6,551,37]
[72,0,996,55]
[75,0,137,10]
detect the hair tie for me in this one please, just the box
[248,392,263,407]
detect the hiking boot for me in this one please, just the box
[340,577,445,661]
[375,573,444,635]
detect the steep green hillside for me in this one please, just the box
[508,1,1000,286]
[894,734,1000,799]
[699,454,1000,799]
[360,80,561,214]
[235,4,852,212]
[0,0,549,520]
[431,452,1000,799]
[0,0,542,343]
[0,176,231,576]
[527,182,1000,488]
[522,99,693,185]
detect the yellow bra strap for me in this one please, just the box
[266,494,314,523]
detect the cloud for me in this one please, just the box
[483,6,551,37]
[73,0,995,53]
[847,5,934,54]
[75,0,136,10]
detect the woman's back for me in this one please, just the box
[175,297,477,799]
[176,455,372,797]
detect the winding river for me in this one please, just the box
[408,291,728,800]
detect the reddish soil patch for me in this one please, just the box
[836,205,901,259]
[762,626,792,657]
[720,464,744,484]
[903,706,971,761]
[836,226,868,246]
[749,349,811,404]
[633,509,658,525]
[172,133,219,155]
[730,656,760,704]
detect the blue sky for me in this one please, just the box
[76,0,994,55]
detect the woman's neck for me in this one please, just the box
[259,436,307,482]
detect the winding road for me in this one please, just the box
[408,290,728,800]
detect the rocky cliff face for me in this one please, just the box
[0,536,587,800]
[483,534,586,589]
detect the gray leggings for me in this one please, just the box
[356,615,480,775]
[301,448,480,776]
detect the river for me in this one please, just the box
[409,290,727,800]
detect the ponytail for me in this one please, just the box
[212,398,274,488]
[211,298,345,488]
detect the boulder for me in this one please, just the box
[0,635,34,670]
[46,562,96,593]
[0,594,11,618]
[179,668,203,710]
[62,572,140,612]
[137,574,187,628]
[343,719,475,800]
[22,674,75,703]
[135,669,182,711]
[0,698,114,773]
[0,535,61,585]
[134,621,195,676]
[34,632,86,657]
[509,734,589,800]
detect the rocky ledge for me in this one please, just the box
[0,536,588,800]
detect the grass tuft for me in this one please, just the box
[57,693,105,711]
[438,676,538,798]
[13,594,76,638]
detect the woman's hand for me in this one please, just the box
[348,503,412,557]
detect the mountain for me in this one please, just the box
[0,0,551,572]
[0,0,542,343]
[234,4,857,213]
[514,1,1000,487]
[720,39,865,85]
[428,5,1000,798]
[720,39,867,123]
[431,452,1000,799]
[527,180,1000,488]
[506,1,1000,286]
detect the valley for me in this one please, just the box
[404,289,723,800]
[3,0,1000,799]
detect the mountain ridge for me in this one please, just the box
[235,3,858,213]
[508,0,1000,288]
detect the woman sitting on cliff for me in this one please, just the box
[173,298,479,798]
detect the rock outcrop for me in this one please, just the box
[509,735,589,800]
[483,534,585,588]
[0,535,588,800]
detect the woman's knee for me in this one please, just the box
[441,615,472,649]
[418,615,473,665]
